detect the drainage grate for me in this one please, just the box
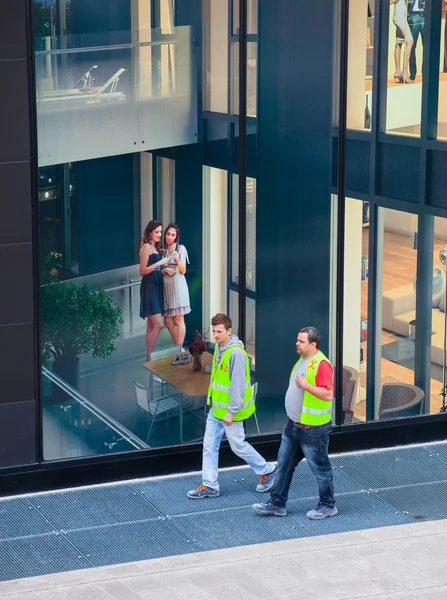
[377,481,447,522]
[66,519,200,568]
[331,446,447,490]
[0,442,446,582]
[285,491,410,536]
[132,471,262,517]
[170,506,309,552]
[28,485,161,531]
[0,533,91,581]
[0,498,55,541]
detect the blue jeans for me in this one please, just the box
[408,13,424,79]
[270,419,335,509]
[202,410,275,491]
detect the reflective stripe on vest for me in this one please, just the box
[293,350,333,426]
[207,344,255,422]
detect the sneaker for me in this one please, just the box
[187,484,220,499]
[306,503,338,520]
[256,466,277,493]
[252,502,287,517]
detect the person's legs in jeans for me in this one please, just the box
[225,420,275,476]
[409,16,423,79]
[269,420,304,508]
[202,411,225,491]
[297,423,335,508]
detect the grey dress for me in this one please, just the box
[163,245,191,317]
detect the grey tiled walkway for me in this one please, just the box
[0,440,446,596]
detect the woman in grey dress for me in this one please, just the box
[162,223,191,351]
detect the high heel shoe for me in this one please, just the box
[402,76,413,84]
[393,71,403,83]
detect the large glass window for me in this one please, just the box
[203,0,229,113]
[386,0,424,136]
[438,3,447,139]
[347,1,375,130]
[342,198,369,423]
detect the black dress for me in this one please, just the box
[140,252,164,319]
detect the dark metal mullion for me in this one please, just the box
[365,204,380,422]
[25,0,44,465]
[61,163,71,270]
[334,0,349,428]
[414,214,434,413]
[226,166,233,316]
[364,0,384,421]
[237,0,247,344]
[422,0,442,141]
[227,1,232,115]
[414,0,440,412]
[229,281,256,300]
[152,154,158,219]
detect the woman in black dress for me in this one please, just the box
[140,220,169,361]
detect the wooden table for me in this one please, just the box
[143,351,212,442]
[143,351,212,397]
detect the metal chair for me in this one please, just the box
[132,381,181,444]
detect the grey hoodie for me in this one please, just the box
[213,334,248,419]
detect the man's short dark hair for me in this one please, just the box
[299,326,321,349]
[211,313,232,330]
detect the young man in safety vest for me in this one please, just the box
[187,313,276,499]
[253,326,337,519]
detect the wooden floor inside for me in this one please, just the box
[354,226,445,421]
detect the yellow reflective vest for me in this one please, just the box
[293,350,333,426]
[207,344,255,421]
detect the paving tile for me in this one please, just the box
[58,583,115,600]
[97,580,143,600]
[0,594,41,600]
[118,574,166,593]
[35,591,72,600]
[207,583,257,600]
[138,588,183,600]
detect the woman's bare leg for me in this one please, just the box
[146,314,164,356]
[145,319,154,361]
[174,315,186,351]
[165,316,178,346]
[394,42,402,74]
[403,40,414,82]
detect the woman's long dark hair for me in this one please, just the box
[164,222,180,252]
[142,220,163,250]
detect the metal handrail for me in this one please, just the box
[42,366,148,450]
[35,38,180,57]
[104,280,141,293]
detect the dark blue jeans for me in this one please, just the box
[270,419,335,509]
[408,13,425,80]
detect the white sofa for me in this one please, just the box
[382,284,446,367]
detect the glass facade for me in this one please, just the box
[14,0,444,480]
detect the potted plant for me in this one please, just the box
[188,330,208,371]
[41,282,124,389]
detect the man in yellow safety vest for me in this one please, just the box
[187,313,276,499]
[253,326,337,519]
